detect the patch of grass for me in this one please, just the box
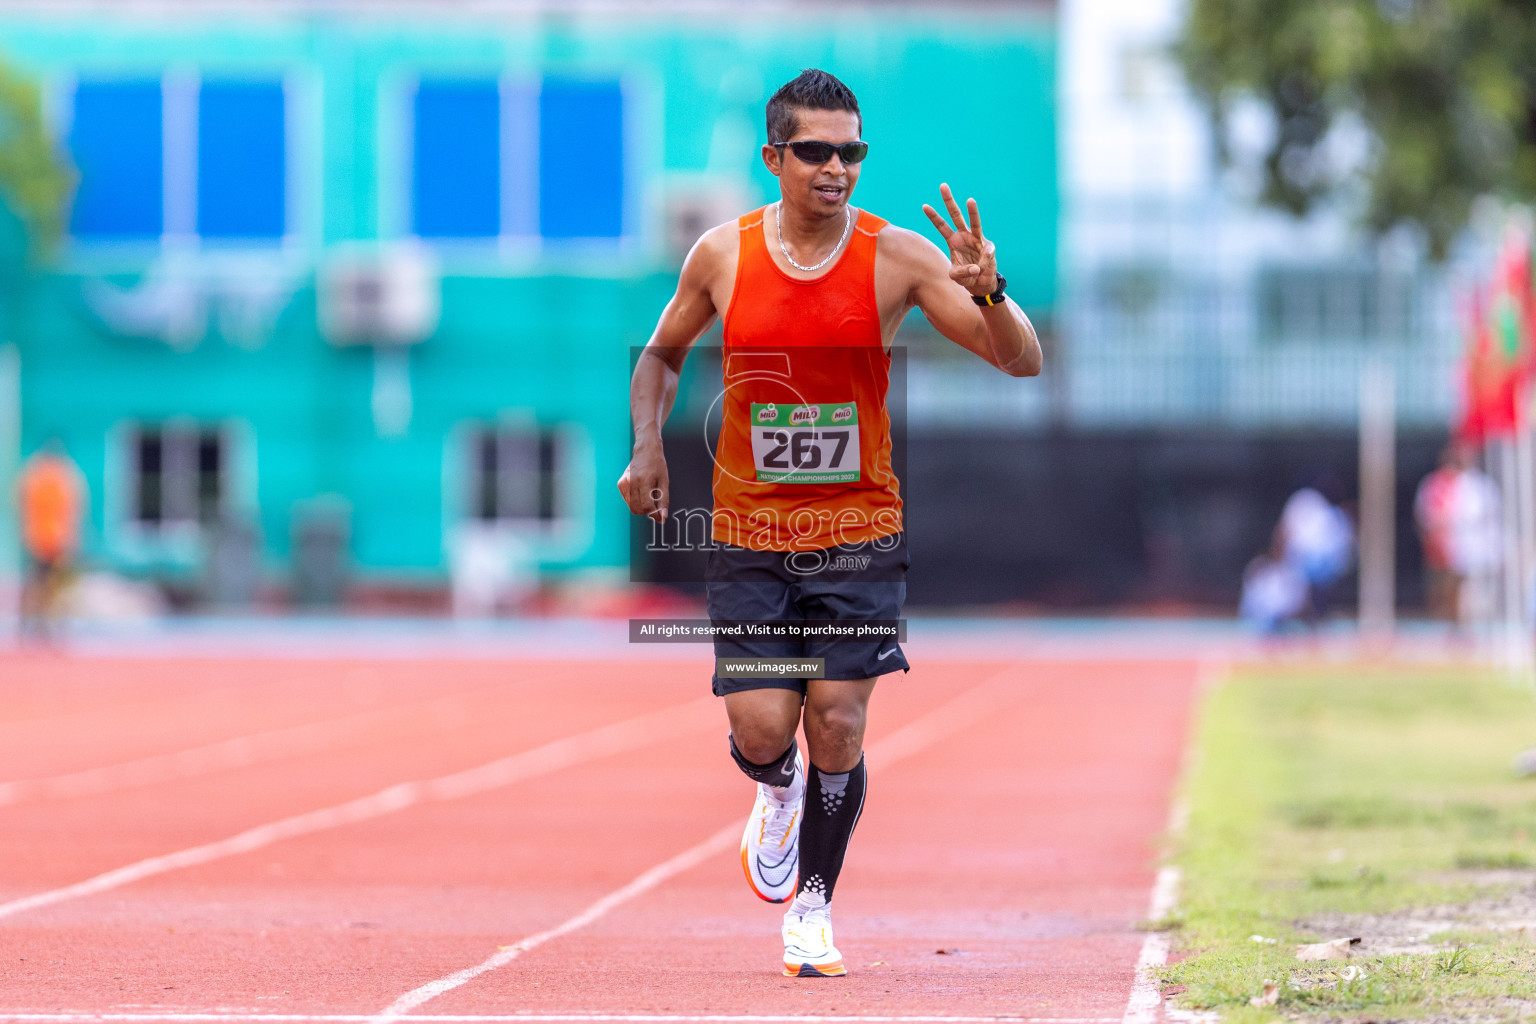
[1454,850,1535,870]
[1305,864,1387,890]
[1433,943,1477,974]
[1135,914,1185,933]
[1283,795,1425,830]
[1162,663,1536,1020]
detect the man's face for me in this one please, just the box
[762,108,862,217]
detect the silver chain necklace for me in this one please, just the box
[776,201,853,273]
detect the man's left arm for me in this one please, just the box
[901,184,1041,378]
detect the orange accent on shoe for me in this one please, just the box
[740,839,794,903]
[783,960,847,978]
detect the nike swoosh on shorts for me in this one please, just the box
[876,646,900,661]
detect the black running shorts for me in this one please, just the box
[705,533,909,696]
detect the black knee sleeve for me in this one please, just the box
[728,733,799,788]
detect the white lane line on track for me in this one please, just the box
[379,821,740,1018]
[0,1016,1122,1022]
[1120,659,1226,1024]
[1120,866,1181,1024]
[0,698,719,922]
[377,672,1028,1021]
[0,680,562,808]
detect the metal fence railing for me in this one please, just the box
[907,342,1460,431]
[905,264,1463,431]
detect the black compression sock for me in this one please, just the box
[728,733,798,788]
[794,755,866,906]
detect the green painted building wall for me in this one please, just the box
[0,6,1056,591]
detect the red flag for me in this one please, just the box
[1457,228,1536,444]
[1458,288,1521,442]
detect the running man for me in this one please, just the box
[17,439,85,643]
[618,69,1040,977]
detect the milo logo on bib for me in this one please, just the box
[748,402,861,484]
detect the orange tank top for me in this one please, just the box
[20,456,81,563]
[712,205,902,552]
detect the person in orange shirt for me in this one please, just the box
[618,70,1040,977]
[17,440,85,640]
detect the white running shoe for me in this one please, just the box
[739,752,803,903]
[782,893,845,977]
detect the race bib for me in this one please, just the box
[748,402,861,484]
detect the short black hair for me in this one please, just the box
[765,69,861,145]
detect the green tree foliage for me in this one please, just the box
[1177,0,1536,257]
[0,52,72,265]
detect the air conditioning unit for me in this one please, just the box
[663,180,750,264]
[319,243,441,347]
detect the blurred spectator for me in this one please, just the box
[16,440,85,641]
[1414,442,1501,626]
[1415,447,1460,620]
[1240,545,1307,634]
[1276,484,1355,620]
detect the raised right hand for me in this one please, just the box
[921,183,998,297]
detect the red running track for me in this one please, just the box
[0,651,1200,1022]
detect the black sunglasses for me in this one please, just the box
[773,140,869,165]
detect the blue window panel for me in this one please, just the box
[539,80,624,239]
[198,81,286,238]
[69,80,162,239]
[413,80,500,238]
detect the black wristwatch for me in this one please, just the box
[972,273,1007,307]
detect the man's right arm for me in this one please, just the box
[617,225,733,522]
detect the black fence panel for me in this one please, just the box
[635,426,1448,613]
